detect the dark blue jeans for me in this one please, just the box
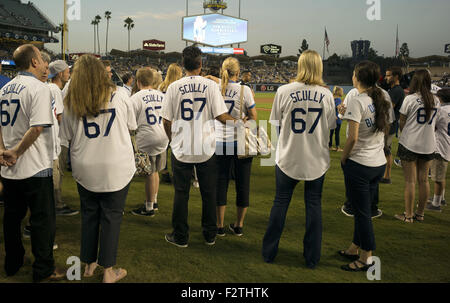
[342,159,385,251]
[262,166,325,268]
[329,123,342,147]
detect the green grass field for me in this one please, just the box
[0,102,449,283]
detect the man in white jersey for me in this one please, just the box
[120,73,134,97]
[130,68,169,216]
[0,44,65,282]
[426,88,449,211]
[161,46,236,247]
[48,60,78,216]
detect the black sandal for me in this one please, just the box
[338,250,359,261]
[341,259,373,272]
[413,213,424,222]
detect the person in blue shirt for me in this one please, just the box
[0,63,11,89]
[329,86,344,151]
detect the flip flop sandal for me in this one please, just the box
[394,213,413,223]
[413,213,424,222]
[338,250,359,261]
[341,260,373,272]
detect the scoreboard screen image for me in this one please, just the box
[182,13,248,47]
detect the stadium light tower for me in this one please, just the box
[63,0,68,60]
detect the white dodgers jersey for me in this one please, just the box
[399,93,440,154]
[0,74,54,179]
[435,104,450,161]
[131,89,169,156]
[215,82,255,143]
[60,88,137,192]
[161,76,228,163]
[270,82,336,180]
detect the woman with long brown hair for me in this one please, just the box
[61,55,137,283]
[395,70,440,223]
[339,61,391,272]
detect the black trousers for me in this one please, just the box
[2,176,56,281]
[171,154,217,243]
[77,182,130,268]
[342,160,385,251]
[216,142,253,207]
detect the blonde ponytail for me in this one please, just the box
[221,69,230,96]
[220,57,240,96]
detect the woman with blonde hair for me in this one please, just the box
[262,50,336,268]
[215,57,257,237]
[329,86,344,151]
[61,55,137,283]
[159,63,183,93]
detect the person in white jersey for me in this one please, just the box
[339,86,394,218]
[130,68,169,217]
[394,70,440,223]
[60,55,136,283]
[213,57,257,237]
[48,60,78,216]
[262,50,336,269]
[121,73,134,97]
[426,88,449,211]
[339,61,391,272]
[161,46,236,247]
[0,44,65,282]
[159,63,183,185]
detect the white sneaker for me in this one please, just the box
[193,181,199,188]
[53,243,58,250]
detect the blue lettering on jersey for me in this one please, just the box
[365,118,375,128]
[290,90,325,104]
[368,104,375,113]
[142,94,163,104]
[224,89,238,99]
[179,83,208,95]
[2,83,26,96]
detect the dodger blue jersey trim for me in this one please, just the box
[33,168,53,178]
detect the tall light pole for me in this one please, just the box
[238,0,241,49]
[186,0,188,47]
[63,0,68,60]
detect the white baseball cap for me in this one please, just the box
[49,60,70,79]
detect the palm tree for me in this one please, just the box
[91,19,97,53]
[123,17,134,53]
[58,23,64,57]
[95,15,102,55]
[104,11,112,56]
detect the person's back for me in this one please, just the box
[61,87,136,192]
[161,46,232,247]
[1,73,53,179]
[271,81,336,180]
[163,75,227,163]
[132,88,168,156]
[399,92,440,155]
